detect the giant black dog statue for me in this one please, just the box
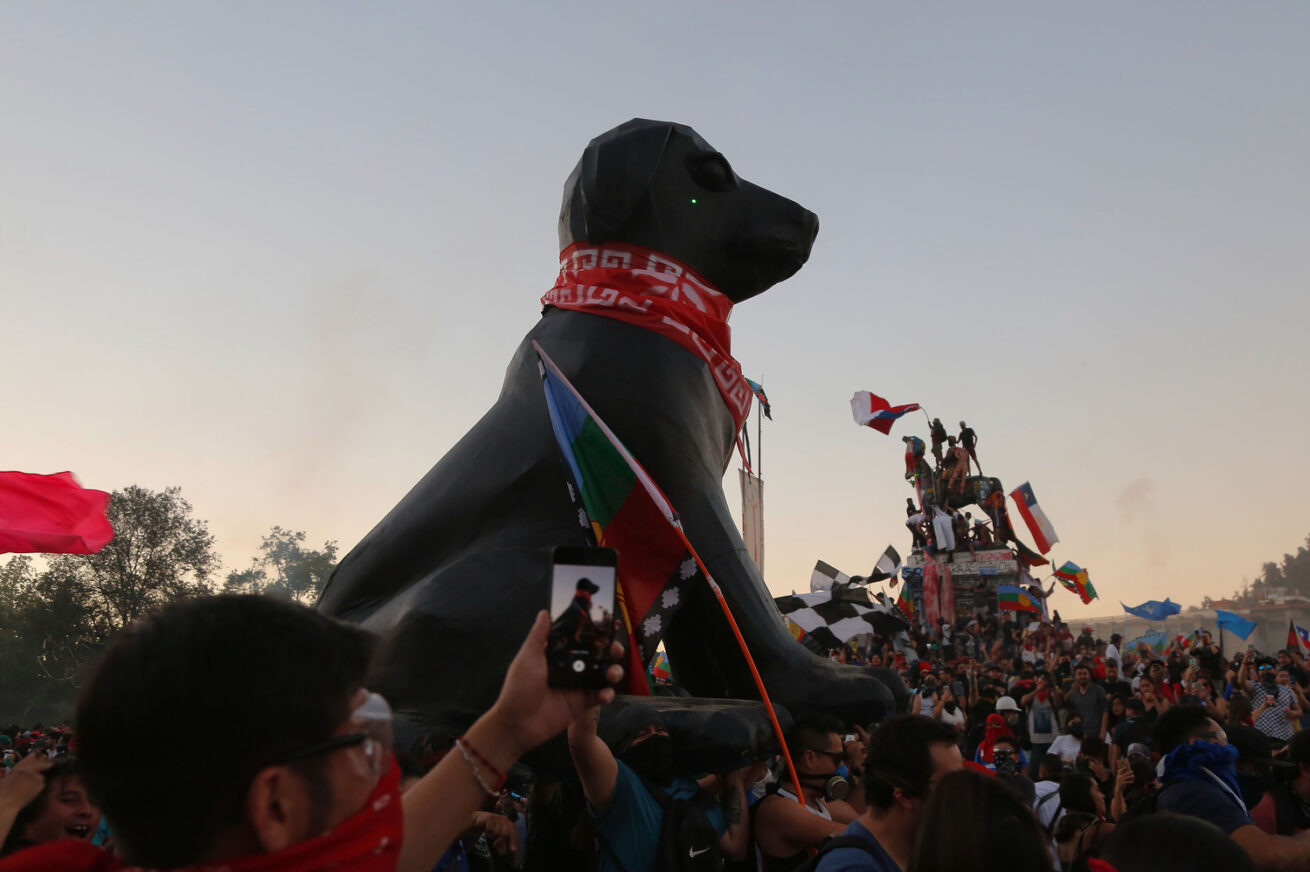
[318,120,904,756]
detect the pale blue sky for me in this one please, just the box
[4,2,1308,616]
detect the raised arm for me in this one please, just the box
[399,611,622,872]
[567,705,620,814]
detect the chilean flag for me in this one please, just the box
[850,391,921,435]
[1008,481,1059,554]
[1289,620,1310,655]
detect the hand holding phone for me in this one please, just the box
[546,546,619,688]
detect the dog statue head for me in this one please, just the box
[559,119,819,303]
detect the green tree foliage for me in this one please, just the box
[1258,536,1310,596]
[223,526,337,604]
[0,486,219,723]
[1217,533,1310,606]
[51,485,218,630]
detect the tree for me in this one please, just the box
[46,485,219,632]
[224,526,337,604]
[0,486,228,722]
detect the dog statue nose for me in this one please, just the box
[800,209,819,247]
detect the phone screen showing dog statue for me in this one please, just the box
[546,547,617,688]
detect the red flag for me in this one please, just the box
[1288,620,1304,656]
[0,472,114,555]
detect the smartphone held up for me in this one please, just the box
[546,546,619,688]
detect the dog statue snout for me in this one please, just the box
[560,118,819,303]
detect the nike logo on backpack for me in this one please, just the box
[689,846,711,858]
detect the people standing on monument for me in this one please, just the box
[958,421,980,474]
[906,510,928,550]
[942,437,968,494]
[929,419,947,468]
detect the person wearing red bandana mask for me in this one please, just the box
[0,595,622,872]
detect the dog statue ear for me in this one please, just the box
[559,119,674,249]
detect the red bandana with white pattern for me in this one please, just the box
[541,242,752,430]
[0,764,403,872]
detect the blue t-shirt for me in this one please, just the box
[814,819,902,872]
[1157,779,1254,835]
[593,761,727,872]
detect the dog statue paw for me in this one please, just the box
[318,119,900,749]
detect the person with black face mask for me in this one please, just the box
[753,714,851,871]
[1240,656,1302,744]
[568,702,754,871]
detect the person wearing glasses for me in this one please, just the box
[753,715,852,870]
[815,715,963,871]
[3,594,622,872]
[1154,704,1310,871]
[1240,653,1302,743]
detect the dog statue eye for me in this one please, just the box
[686,153,738,192]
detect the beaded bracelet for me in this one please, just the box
[454,737,506,796]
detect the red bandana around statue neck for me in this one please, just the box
[0,763,404,872]
[541,242,752,430]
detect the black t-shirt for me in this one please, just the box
[1101,679,1133,700]
[960,427,976,448]
[1195,644,1223,677]
[1111,718,1150,753]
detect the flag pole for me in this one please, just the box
[533,343,804,804]
[756,386,763,480]
[666,519,806,804]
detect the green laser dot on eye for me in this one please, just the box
[690,198,697,204]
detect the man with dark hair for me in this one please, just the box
[18,594,620,871]
[943,437,969,494]
[1068,664,1109,742]
[1242,657,1302,743]
[1032,753,1065,830]
[958,421,980,474]
[1100,661,1132,701]
[815,714,962,871]
[1109,698,1151,769]
[1155,704,1310,870]
[754,714,852,869]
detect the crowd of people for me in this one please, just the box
[3,595,1310,872]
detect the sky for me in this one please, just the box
[4,2,1308,618]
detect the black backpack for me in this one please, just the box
[598,779,723,872]
[787,834,884,872]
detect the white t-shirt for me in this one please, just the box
[1105,643,1121,669]
[937,705,966,728]
[1033,780,1062,828]
[1048,734,1082,763]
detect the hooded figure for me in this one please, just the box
[979,713,1016,765]
[601,703,675,786]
